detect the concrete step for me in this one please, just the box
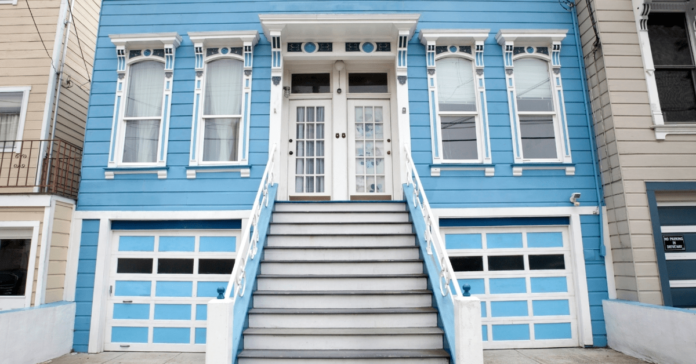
[248,307,438,328]
[242,328,444,350]
[238,349,450,364]
[274,202,407,213]
[256,274,427,291]
[252,290,433,309]
[259,260,423,275]
[263,247,420,261]
[269,223,413,235]
[272,211,410,223]
[266,234,416,247]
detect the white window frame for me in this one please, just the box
[420,30,492,165]
[0,0,18,5]
[633,2,696,139]
[187,31,259,167]
[496,30,572,165]
[0,221,40,311]
[107,33,182,170]
[0,86,31,153]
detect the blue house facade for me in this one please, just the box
[68,0,612,356]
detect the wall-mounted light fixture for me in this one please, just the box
[570,192,581,206]
[283,86,290,98]
[335,60,345,94]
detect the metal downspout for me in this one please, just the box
[571,3,606,256]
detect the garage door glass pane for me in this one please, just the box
[0,239,31,296]
[529,255,565,270]
[198,259,235,274]
[117,258,153,274]
[488,255,524,271]
[158,259,194,274]
[450,256,483,272]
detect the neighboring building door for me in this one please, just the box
[444,227,580,349]
[347,100,393,199]
[656,206,696,308]
[287,100,333,200]
[104,231,236,351]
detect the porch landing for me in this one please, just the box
[48,348,646,364]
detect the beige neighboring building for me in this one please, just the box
[0,0,100,310]
[577,0,696,308]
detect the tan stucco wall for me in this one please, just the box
[577,0,696,305]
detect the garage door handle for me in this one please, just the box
[122,300,133,303]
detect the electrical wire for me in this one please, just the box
[26,0,58,73]
[67,3,92,83]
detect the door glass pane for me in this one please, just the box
[514,58,554,112]
[648,13,693,66]
[348,73,388,93]
[291,74,330,93]
[293,106,326,194]
[353,105,387,194]
[655,70,696,122]
[519,116,557,159]
[0,239,31,296]
[441,116,478,160]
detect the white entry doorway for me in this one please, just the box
[348,100,392,198]
[287,100,332,199]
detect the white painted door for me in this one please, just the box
[104,231,237,352]
[444,227,580,349]
[287,100,332,199]
[347,100,392,198]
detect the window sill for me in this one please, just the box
[511,163,574,177]
[429,164,495,177]
[185,165,250,179]
[104,166,168,179]
[653,123,696,140]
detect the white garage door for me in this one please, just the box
[445,227,580,349]
[104,231,237,351]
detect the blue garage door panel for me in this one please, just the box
[156,281,193,297]
[487,233,523,249]
[196,304,207,320]
[154,304,192,320]
[113,304,150,319]
[490,301,528,317]
[492,324,530,341]
[532,300,570,316]
[534,323,572,340]
[197,281,228,297]
[153,327,190,344]
[199,236,236,252]
[159,236,195,252]
[527,232,564,248]
[490,278,527,294]
[119,236,155,251]
[115,281,151,296]
[531,277,567,293]
[112,327,148,343]
[195,328,207,344]
[446,234,482,249]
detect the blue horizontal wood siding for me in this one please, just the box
[581,214,608,347]
[73,220,100,352]
[77,0,601,211]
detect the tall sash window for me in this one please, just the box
[123,61,165,163]
[202,59,243,162]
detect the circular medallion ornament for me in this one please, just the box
[221,47,229,55]
[526,46,534,53]
[362,42,375,53]
[449,46,457,53]
[304,42,317,53]
[143,49,152,57]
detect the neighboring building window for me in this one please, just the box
[648,13,696,122]
[514,58,558,160]
[436,57,479,160]
[0,238,31,296]
[201,58,243,162]
[122,61,165,163]
[0,87,30,150]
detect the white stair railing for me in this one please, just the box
[404,146,463,299]
[225,143,277,299]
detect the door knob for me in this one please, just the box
[336,133,340,139]
[289,139,293,143]
[342,133,346,138]
[387,139,391,143]
[289,151,293,155]
[387,151,391,155]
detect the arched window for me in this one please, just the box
[201,58,244,162]
[436,57,479,161]
[513,57,558,160]
[122,60,165,163]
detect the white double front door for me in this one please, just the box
[287,99,392,200]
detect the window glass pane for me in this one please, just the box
[291,74,330,94]
[436,58,476,111]
[203,118,239,161]
[529,255,565,270]
[488,255,525,271]
[0,239,31,296]
[123,120,160,163]
[450,256,483,272]
[204,59,243,116]
[117,258,153,274]
[0,92,22,140]
[519,116,557,159]
[514,58,554,112]
[158,259,194,274]
[125,61,165,118]
[648,13,693,66]
[440,116,478,160]
[348,73,388,93]
[198,259,235,274]
[655,70,696,122]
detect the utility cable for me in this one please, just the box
[26,0,58,73]
[67,3,92,83]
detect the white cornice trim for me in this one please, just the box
[188,30,260,47]
[0,195,75,207]
[259,13,420,38]
[419,29,490,46]
[495,29,568,45]
[110,32,182,49]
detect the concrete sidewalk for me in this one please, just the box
[47,348,647,364]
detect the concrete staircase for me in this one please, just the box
[238,202,450,364]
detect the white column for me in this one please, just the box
[395,30,413,192]
[205,298,235,364]
[454,296,484,364]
